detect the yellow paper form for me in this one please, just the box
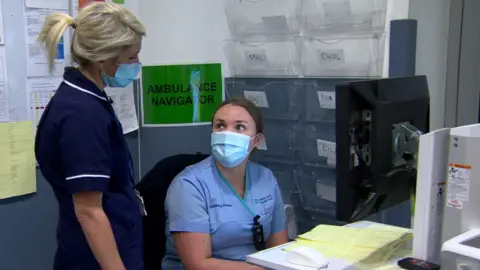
[0,121,36,199]
[298,224,409,249]
[286,224,412,268]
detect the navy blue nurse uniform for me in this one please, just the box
[35,67,143,270]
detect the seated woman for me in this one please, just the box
[162,97,289,269]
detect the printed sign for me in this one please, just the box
[141,63,223,126]
[447,163,471,202]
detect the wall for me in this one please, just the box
[137,0,231,175]
[408,0,451,130]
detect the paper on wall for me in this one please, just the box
[0,47,8,122]
[26,77,62,136]
[24,8,69,77]
[73,0,126,18]
[0,1,5,45]
[105,84,139,134]
[25,0,69,9]
[0,121,37,199]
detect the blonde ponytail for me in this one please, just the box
[38,13,75,74]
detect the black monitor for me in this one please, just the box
[335,76,429,223]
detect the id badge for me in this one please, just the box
[135,190,148,216]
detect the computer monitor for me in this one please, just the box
[335,76,430,223]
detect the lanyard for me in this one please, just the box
[216,166,256,217]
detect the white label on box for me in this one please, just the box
[317,49,346,69]
[317,139,336,163]
[243,90,269,108]
[317,91,335,109]
[447,163,471,202]
[323,0,352,21]
[257,137,267,150]
[262,15,288,32]
[326,156,336,167]
[316,182,336,202]
[245,50,267,69]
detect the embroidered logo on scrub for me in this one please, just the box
[254,194,273,204]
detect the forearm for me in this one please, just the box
[78,209,125,270]
[193,258,263,270]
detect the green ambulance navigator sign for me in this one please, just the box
[141,63,223,126]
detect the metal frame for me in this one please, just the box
[445,0,480,127]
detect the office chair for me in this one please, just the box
[136,152,209,270]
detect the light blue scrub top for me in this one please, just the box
[162,156,286,269]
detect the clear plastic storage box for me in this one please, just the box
[302,83,336,122]
[252,119,297,161]
[300,34,385,77]
[295,207,341,234]
[226,80,302,120]
[224,0,303,37]
[224,39,301,77]
[255,159,301,206]
[297,165,337,214]
[302,0,388,34]
[297,122,336,167]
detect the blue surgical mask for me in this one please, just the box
[102,63,141,88]
[211,131,252,168]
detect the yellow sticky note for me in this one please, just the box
[298,225,409,249]
[0,121,36,199]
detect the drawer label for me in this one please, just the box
[317,91,336,109]
[317,49,346,69]
[245,50,268,69]
[244,90,269,108]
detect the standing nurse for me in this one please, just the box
[35,2,145,270]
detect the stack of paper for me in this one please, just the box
[284,224,412,269]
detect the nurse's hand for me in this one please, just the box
[73,191,126,270]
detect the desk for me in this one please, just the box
[246,221,410,270]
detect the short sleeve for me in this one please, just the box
[271,176,287,233]
[59,112,111,194]
[166,176,210,233]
